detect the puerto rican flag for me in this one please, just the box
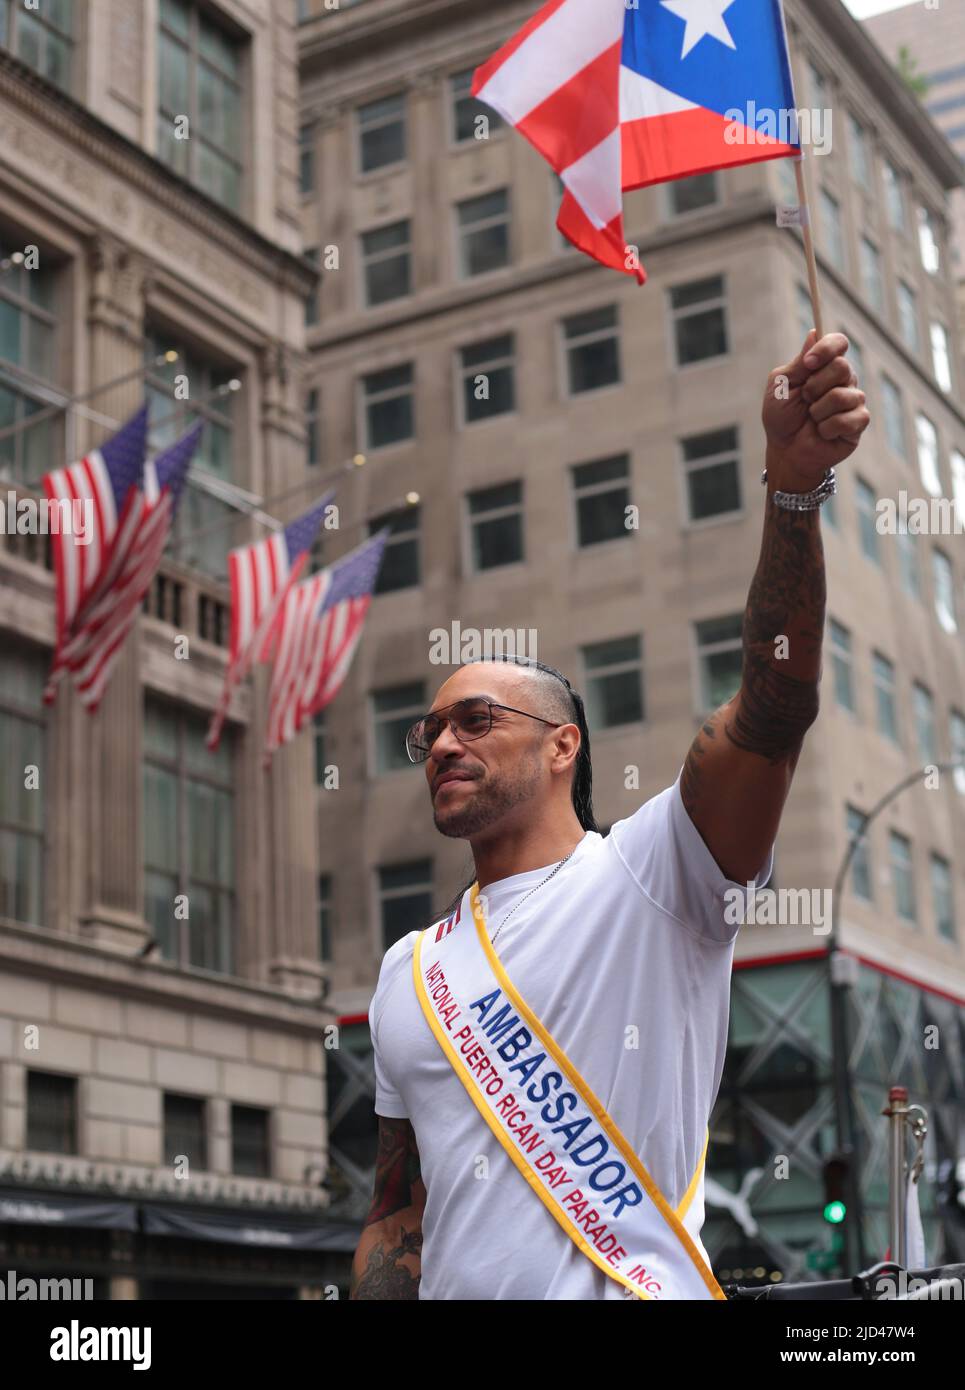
[473,0,801,281]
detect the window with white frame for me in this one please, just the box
[581,636,644,730]
[883,162,906,233]
[930,854,955,941]
[0,0,73,92]
[562,306,621,394]
[695,615,743,710]
[459,334,515,423]
[872,651,899,743]
[952,450,965,514]
[859,237,884,315]
[668,173,718,216]
[820,188,846,269]
[456,190,510,277]
[0,646,47,926]
[897,281,920,353]
[917,207,940,274]
[572,455,631,547]
[847,113,871,188]
[379,860,433,951]
[829,619,856,713]
[357,92,406,173]
[950,709,965,794]
[0,236,60,487]
[889,831,916,924]
[372,683,425,774]
[361,364,414,449]
[912,681,937,764]
[360,220,411,306]
[681,427,741,521]
[897,529,922,601]
[157,0,244,211]
[932,549,957,634]
[450,68,502,143]
[881,375,907,459]
[368,506,420,593]
[855,477,880,564]
[670,276,728,365]
[930,322,952,393]
[915,413,942,497]
[467,480,524,570]
[845,805,873,902]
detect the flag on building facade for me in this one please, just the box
[473,0,801,280]
[42,405,149,694]
[45,422,204,712]
[264,528,389,761]
[207,492,336,751]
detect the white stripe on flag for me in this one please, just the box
[560,126,623,229]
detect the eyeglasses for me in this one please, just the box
[404,697,564,764]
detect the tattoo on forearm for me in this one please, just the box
[351,1227,423,1300]
[727,497,825,763]
[350,1118,424,1300]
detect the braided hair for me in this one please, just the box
[430,655,598,923]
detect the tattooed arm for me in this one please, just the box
[681,332,870,883]
[350,1116,426,1299]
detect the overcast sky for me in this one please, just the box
[843,0,917,19]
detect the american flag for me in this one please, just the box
[42,405,149,691]
[207,492,336,750]
[264,528,389,760]
[46,423,203,712]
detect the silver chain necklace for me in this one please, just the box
[488,841,582,946]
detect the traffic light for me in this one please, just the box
[822,1155,849,1225]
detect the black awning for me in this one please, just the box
[141,1203,358,1251]
[0,1189,137,1231]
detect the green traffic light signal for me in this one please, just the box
[823,1199,847,1224]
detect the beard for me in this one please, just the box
[432,750,543,838]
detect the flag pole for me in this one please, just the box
[0,352,179,446]
[793,156,824,339]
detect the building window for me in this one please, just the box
[0,0,73,91]
[845,806,873,902]
[859,237,884,315]
[313,710,327,784]
[953,450,965,514]
[299,123,315,194]
[668,173,718,216]
[467,480,524,570]
[379,861,433,950]
[808,61,829,109]
[562,306,621,395]
[915,413,942,497]
[819,189,846,269]
[930,323,952,393]
[932,549,957,634]
[930,854,955,941]
[844,335,865,386]
[880,375,907,460]
[951,709,965,795]
[572,455,631,547]
[897,281,920,354]
[450,68,502,143]
[917,207,940,274]
[456,190,510,277]
[0,238,60,486]
[459,334,515,423]
[318,873,332,961]
[157,0,244,211]
[26,1071,76,1155]
[306,387,320,467]
[304,246,319,327]
[871,652,899,744]
[696,615,743,710]
[829,619,855,713]
[144,331,238,578]
[796,283,814,344]
[855,477,880,564]
[361,221,411,307]
[143,699,235,973]
[897,528,921,601]
[373,683,425,774]
[0,646,46,926]
[912,682,937,765]
[670,276,728,365]
[357,92,406,173]
[680,427,741,521]
[361,364,413,450]
[582,636,644,730]
[883,162,906,233]
[231,1104,270,1178]
[889,831,916,924]
[163,1094,207,1170]
[847,113,871,189]
[368,506,420,593]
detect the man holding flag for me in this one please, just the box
[351,0,870,1299]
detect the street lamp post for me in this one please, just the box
[827,759,964,1277]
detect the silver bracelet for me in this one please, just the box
[760,467,837,512]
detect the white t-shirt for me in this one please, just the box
[368,774,773,1300]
